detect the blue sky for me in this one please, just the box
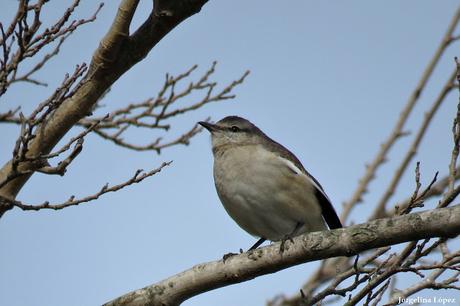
[1,1,459,305]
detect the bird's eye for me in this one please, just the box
[230,126,240,132]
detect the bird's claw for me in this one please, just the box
[279,235,295,253]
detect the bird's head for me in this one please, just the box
[199,116,264,150]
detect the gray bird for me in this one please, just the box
[199,116,342,251]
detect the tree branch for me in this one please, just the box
[103,205,460,306]
[341,7,460,222]
[0,161,171,211]
[371,68,457,219]
[78,62,249,153]
[0,0,210,217]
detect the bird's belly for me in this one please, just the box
[213,149,325,241]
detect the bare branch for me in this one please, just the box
[10,33,69,86]
[390,167,460,217]
[0,109,105,190]
[0,107,21,122]
[301,249,391,305]
[0,64,87,186]
[91,121,204,153]
[78,63,249,153]
[0,0,210,217]
[1,161,171,211]
[395,164,438,215]
[36,138,84,176]
[0,1,103,95]
[449,57,460,192]
[387,251,460,305]
[44,114,109,160]
[371,69,457,220]
[340,59,460,306]
[341,7,460,222]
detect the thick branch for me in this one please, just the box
[0,0,209,217]
[104,205,460,306]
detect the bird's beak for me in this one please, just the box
[198,121,218,133]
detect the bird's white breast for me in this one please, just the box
[213,144,326,241]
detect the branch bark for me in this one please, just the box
[103,205,460,306]
[0,0,209,217]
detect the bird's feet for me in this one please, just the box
[279,234,296,253]
[280,222,303,253]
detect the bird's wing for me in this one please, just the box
[263,135,343,230]
[310,178,343,229]
[281,157,343,230]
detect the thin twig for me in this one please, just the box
[2,161,171,211]
[341,8,460,222]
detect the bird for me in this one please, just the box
[199,116,342,251]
